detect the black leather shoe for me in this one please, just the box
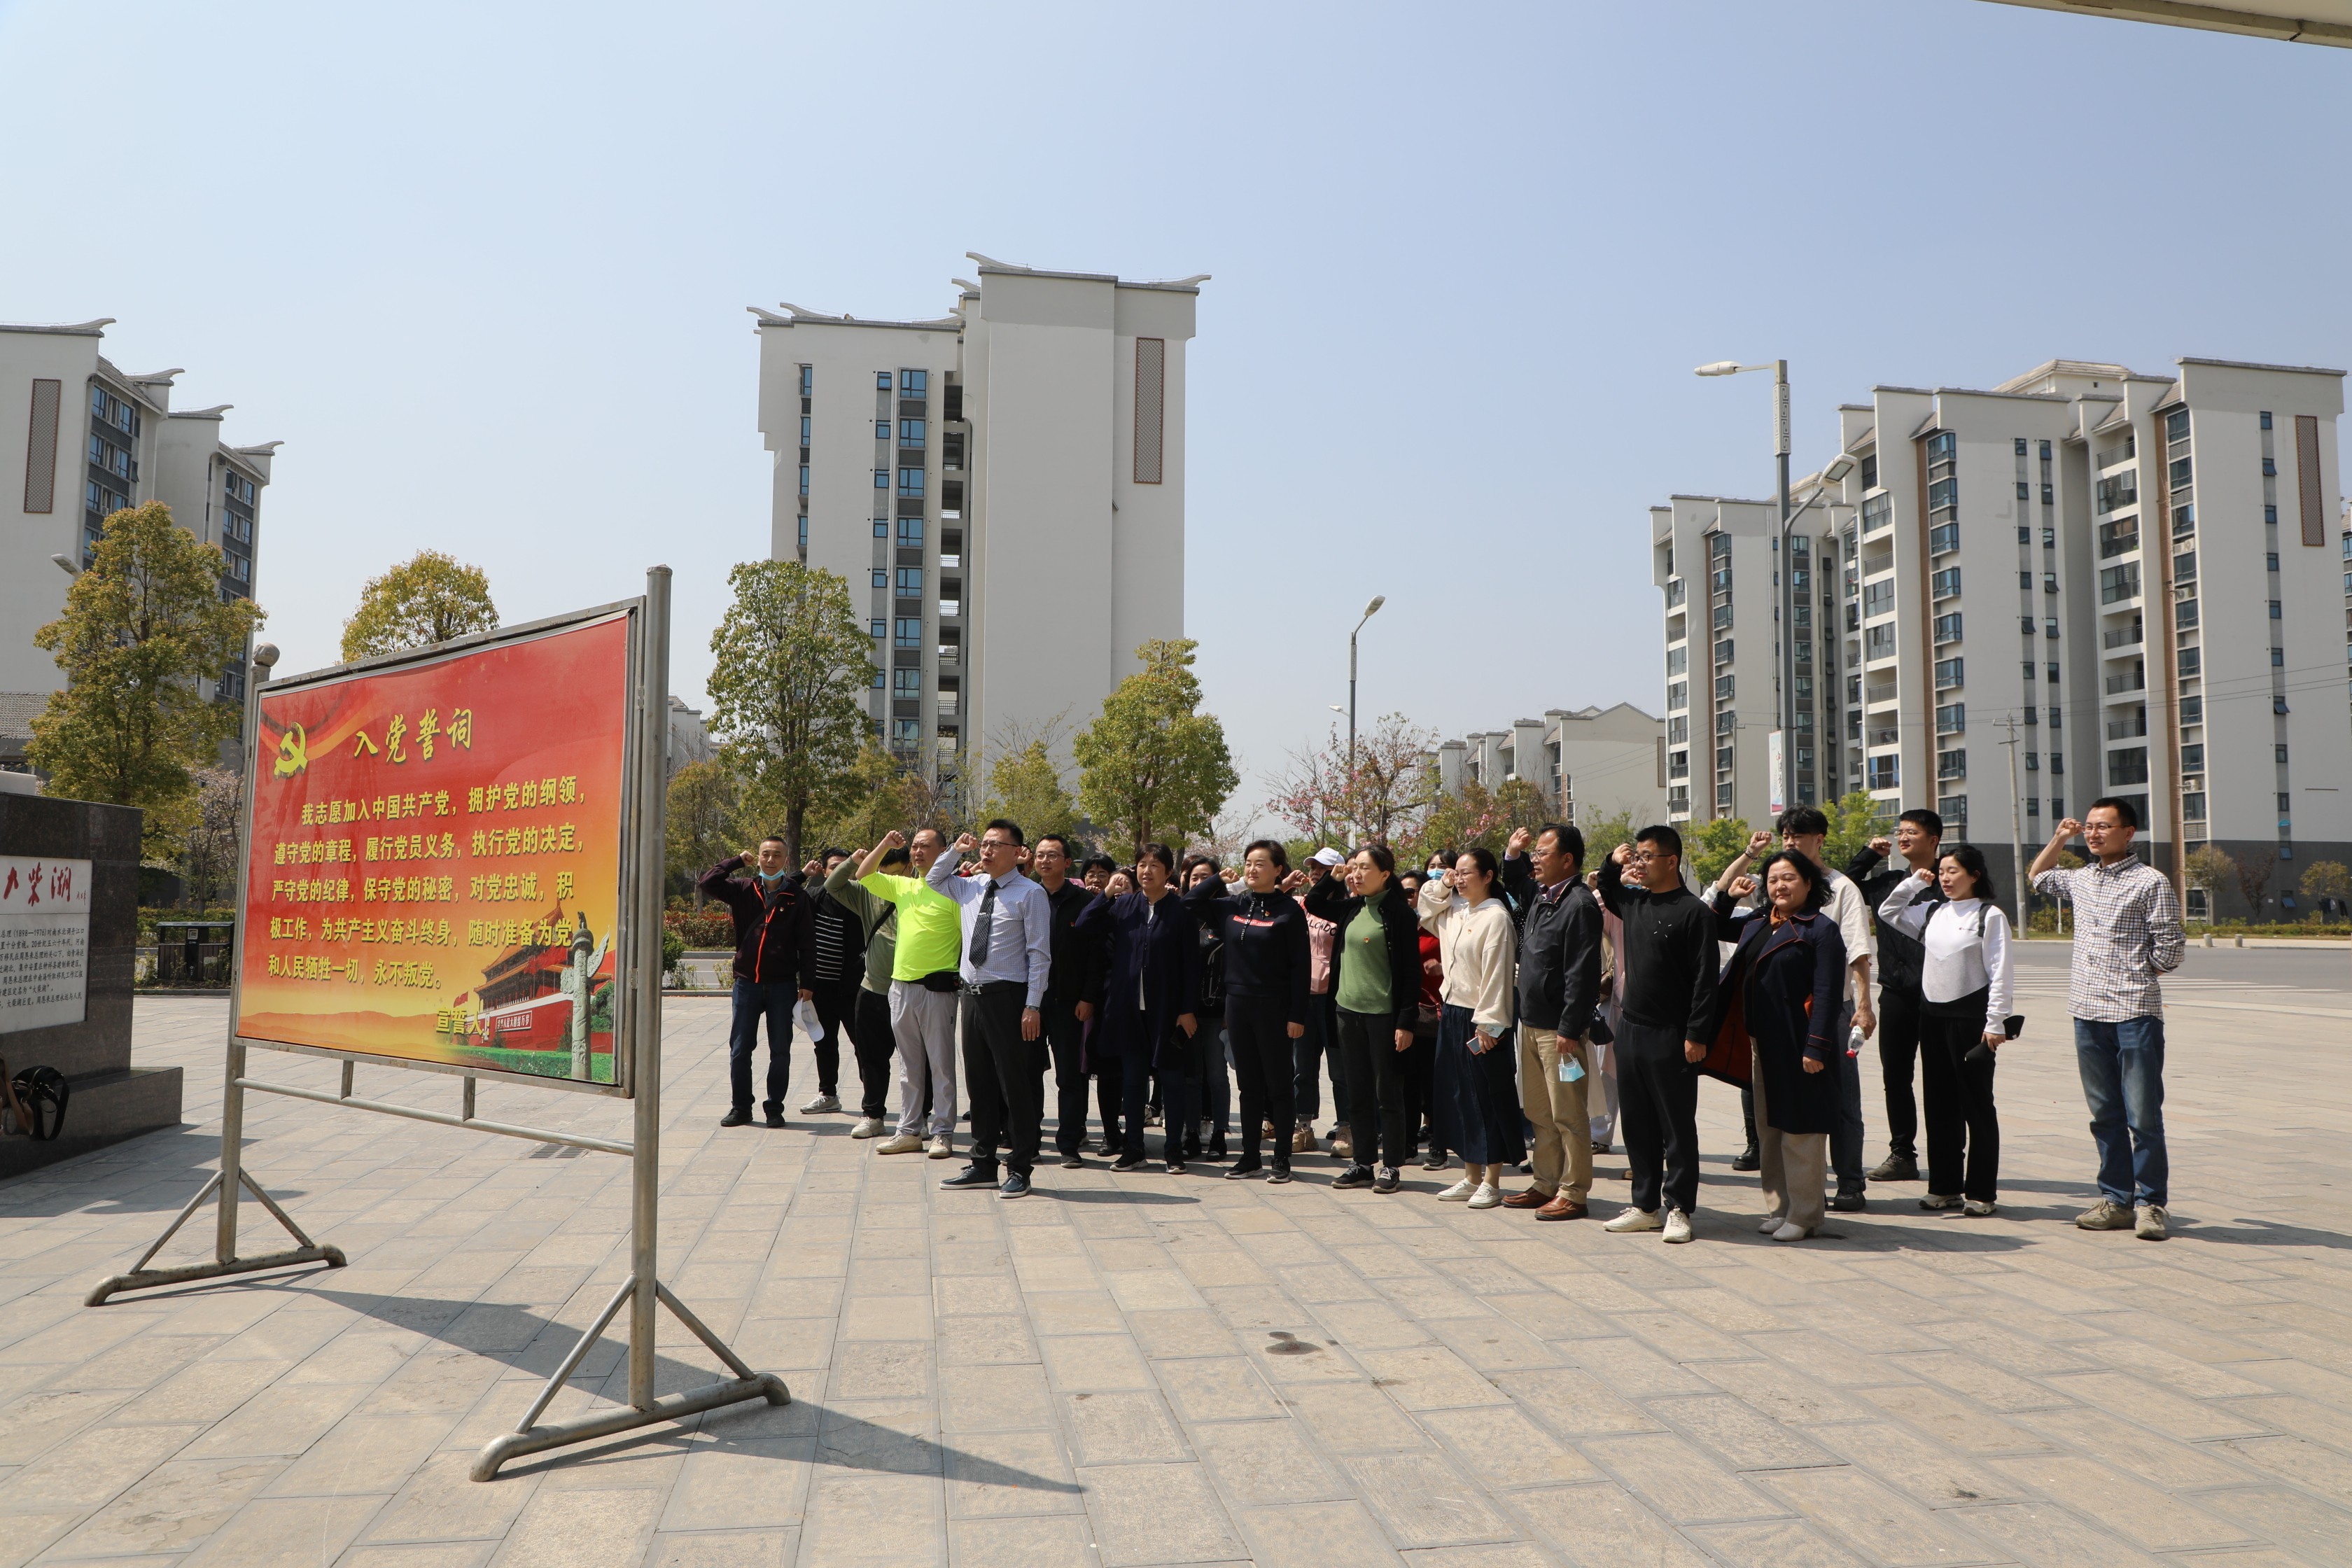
[1000,1171,1031,1199]
[939,1163,1000,1190]
[1868,1154,1920,1182]
[720,1107,752,1128]
[1208,1131,1228,1161]
[1166,1158,1188,1176]
[1373,1166,1401,1194]
[1059,1152,1085,1170]
[1731,1147,1760,1172]
[764,1110,786,1129]
[1830,1189,1868,1212]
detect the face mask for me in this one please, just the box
[756,867,788,883]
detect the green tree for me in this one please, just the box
[1072,638,1237,860]
[2298,859,2351,918]
[1686,816,1754,886]
[1573,806,1639,871]
[1821,791,1884,874]
[178,766,244,908]
[2183,844,2236,914]
[706,559,874,864]
[664,759,740,906]
[29,503,263,858]
[981,739,1082,849]
[340,550,498,662]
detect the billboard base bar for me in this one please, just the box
[234,1075,635,1158]
[513,1273,638,1436]
[471,1369,790,1482]
[88,1164,346,1306]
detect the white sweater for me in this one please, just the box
[1878,875,2014,1036]
[1415,880,1516,1030]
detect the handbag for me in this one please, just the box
[918,969,962,994]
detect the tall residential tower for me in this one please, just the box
[753,257,1202,794]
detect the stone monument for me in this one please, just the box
[0,780,180,1177]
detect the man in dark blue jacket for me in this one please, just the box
[699,836,818,1128]
[1502,823,1604,1219]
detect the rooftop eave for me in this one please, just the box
[2176,355,2348,378]
[0,318,113,337]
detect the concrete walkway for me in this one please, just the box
[2,944,2350,1566]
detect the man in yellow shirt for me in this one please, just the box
[858,828,965,1157]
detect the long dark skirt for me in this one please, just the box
[1432,1003,1522,1166]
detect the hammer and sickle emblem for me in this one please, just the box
[273,723,309,779]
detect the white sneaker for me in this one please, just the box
[1963,1198,1996,1217]
[2135,1203,2168,1240]
[1603,1207,1662,1233]
[1662,1208,1694,1244]
[1771,1221,1808,1242]
[850,1116,886,1139]
[800,1092,841,1114]
[1436,1177,1476,1202]
[875,1132,923,1154]
[1758,1214,1785,1235]
[1467,1182,1502,1210]
[927,1135,953,1159]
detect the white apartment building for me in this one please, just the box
[2,318,274,729]
[1434,703,1672,828]
[752,256,1201,792]
[1657,356,2352,913]
[1649,490,1855,827]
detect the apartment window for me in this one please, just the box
[1861,454,1877,488]
[874,421,890,441]
[872,569,888,589]
[897,468,925,497]
[1667,681,1687,710]
[1666,647,1687,676]
[2267,551,2280,572]
[2271,647,2285,667]
[2020,616,2036,635]
[1933,611,1962,643]
[876,372,894,390]
[1935,657,1963,690]
[2269,600,2283,619]
[2167,410,2190,442]
[1935,703,1965,735]
[2016,482,2030,502]
[1667,715,1688,743]
[1937,748,1967,780]
[2025,750,2040,771]
[899,419,925,447]
[798,416,810,444]
[1716,712,1737,735]
[1714,674,1735,701]
[2108,747,2150,787]
[2274,696,2291,715]
[1863,580,1894,619]
[799,365,813,396]
[1861,493,1892,534]
[874,468,888,489]
[1867,755,1899,790]
[1669,750,1688,779]
[900,369,927,397]
[2022,659,2037,680]
[892,667,923,699]
[2174,550,2197,584]
[2182,792,2207,822]
[1931,522,1961,554]
[2178,646,2200,676]
[2176,597,2198,630]
[2180,695,2203,724]
[2266,504,2278,524]
[896,566,923,596]
[2043,573,2059,594]
[2041,483,2054,505]
[797,517,808,554]
[2017,526,2031,544]
[2262,457,2278,477]
[897,516,925,547]
[1931,567,1961,599]
[1866,624,1896,659]
[874,519,889,538]
[894,617,921,648]
[2261,410,2274,430]
[871,620,886,640]
[2181,743,2205,771]
[2019,571,2033,591]
[2100,564,2140,604]
[798,464,809,496]
[2277,744,2290,764]
[871,667,886,690]
[1712,604,1733,630]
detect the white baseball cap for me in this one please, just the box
[1309,847,1345,867]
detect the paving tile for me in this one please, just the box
[947,1513,1093,1568]
[47,1456,284,1557]
[1081,1462,1241,1566]
[1342,1454,1516,1547]
[941,1429,1079,1518]
[2194,1485,2352,1565]
[1582,1432,1782,1524]
[1809,1422,2017,1508]
[1191,1419,1350,1506]
[1754,1468,1994,1565]
[1510,1482,1714,1568]
[1956,1501,2171,1567]
[178,1492,382,1567]
[1061,1391,1189,1465]
[1236,1498,1405,1567]
[1685,1518,1870,1567]
[1647,1394,1835,1471]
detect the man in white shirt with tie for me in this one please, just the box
[930,820,1054,1198]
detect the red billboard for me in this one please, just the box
[232,613,632,1086]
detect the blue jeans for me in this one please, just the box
[728,979,795,1114]
[2074,1016,2167,1208]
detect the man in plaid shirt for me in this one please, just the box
[2029,797,2185,1240]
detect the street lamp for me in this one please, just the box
[1696,358,1797,815]
[50,554,78,578]
[1347,596,1384,777]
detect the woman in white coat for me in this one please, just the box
[1878,842,2014,1214]
[1417,848,1520,1208]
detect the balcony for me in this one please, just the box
[2106,713,2148,741]
[2098,522,2139,559]
[1865,680,1898,707]
[2104,669,2145,696]
[938,599,961,620]
[1666,579,1686,608]
[2101,622,2143,651]
[1868,724,1900,748]
[935,643,959,665]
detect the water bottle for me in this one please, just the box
[1847,1023,1865,1059]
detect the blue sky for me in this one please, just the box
[2,1,2343,824]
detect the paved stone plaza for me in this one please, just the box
[4,943,2351,1567]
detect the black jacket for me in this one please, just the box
[1846,846,1937,995]
[699,856,818,987]
[1040,877,1100,1010]
[1301,874,1422,1037]
[802,874,864,986]
[1074,890,1203,1070]
[1185,879,1310,1024]
[1501,853,1604,1038]
[1707,894,1848,1134]
[1595,853,1718,1043]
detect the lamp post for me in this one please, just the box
[1347,596,1385,778]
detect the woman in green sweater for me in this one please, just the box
[1303,846,1428,1193]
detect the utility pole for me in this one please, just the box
[1999,712,2026,936]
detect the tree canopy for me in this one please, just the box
[1072,638,1237,860]
[29,503,262,858]
[340,550,498,662]
[981,738,1083,852]
[706,559,874,864]
[664,758,740,903]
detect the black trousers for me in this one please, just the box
[1920,1002,2000,1202]
[1335,1006,1410,1169]
[1877,985,1923,1161]
[1618,1019,1702,1216]
[808,973,858,1096]
[1226,995,1296,1169]
[852,986,897,1119]
[1046,997,1120,1156]
[1405,1026,1439,1154]
[1123,1037,1194,1161]
[962,981,1044,1175]
[727,979,794,1113]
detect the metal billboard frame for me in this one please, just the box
[86,567,790,1480]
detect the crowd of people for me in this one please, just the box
[694,795,2184,1240]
